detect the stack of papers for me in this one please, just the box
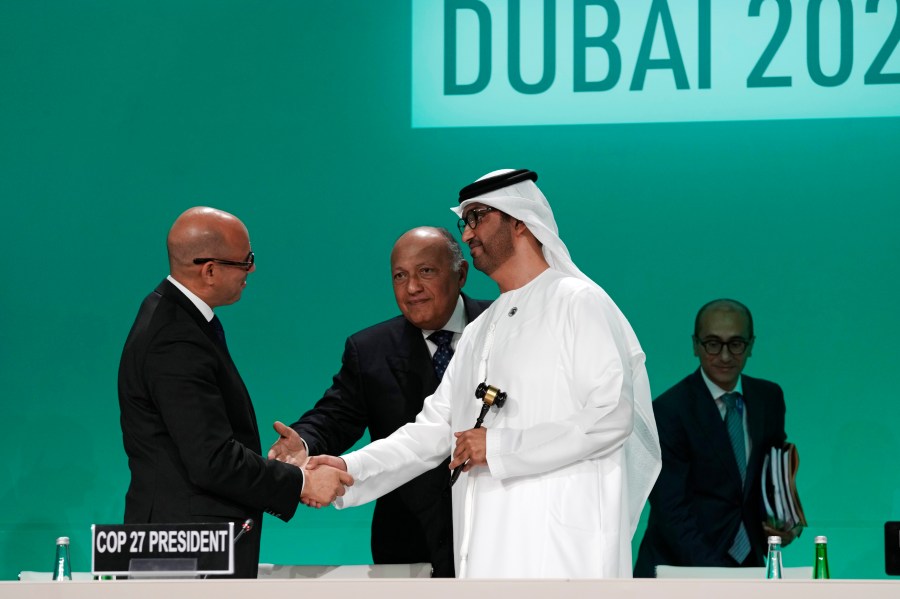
[761,443,807,531]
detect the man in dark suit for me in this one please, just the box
[119,206,352,578]
[268,226,491,577]
[634,299,797,577]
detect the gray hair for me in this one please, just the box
[435,227,465,272]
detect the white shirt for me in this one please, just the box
[421,295,466,357]
[166,275,214,322]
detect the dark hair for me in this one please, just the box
[694,299,754,338]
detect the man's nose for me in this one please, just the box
[406,274,423,292]
[461,226,474,242]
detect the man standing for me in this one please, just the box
[118,206,352,578]
[268,227,491,577]
[308,170,661,578]
[634,299,795,577]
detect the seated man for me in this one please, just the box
[634,299,797,577]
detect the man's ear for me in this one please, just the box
[457,260,469,288]
[200,262,216,285]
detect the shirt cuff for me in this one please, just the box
[485,428,506,479]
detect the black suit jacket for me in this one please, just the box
[634,369,787,577]
[290,293,491,577]
[118,279,304,578]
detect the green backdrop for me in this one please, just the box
[2,1,898,581]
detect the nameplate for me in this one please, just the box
[91,523,234,576]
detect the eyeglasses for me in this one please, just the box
[695,337,751,356]
[193,251,255,272]
[457,207,496,235]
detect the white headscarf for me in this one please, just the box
[451,169,662,536]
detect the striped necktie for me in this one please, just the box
[722,391,751,563]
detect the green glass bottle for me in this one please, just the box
[765,535,783,579]
[813,535,830,579]
[52,536,71,581]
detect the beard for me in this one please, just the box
[470,221,515,275]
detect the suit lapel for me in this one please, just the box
[742,375,767,500]
[386,294,488,413]
[388,319,439,407]
[157,279,222,351]
[157,279,259,437]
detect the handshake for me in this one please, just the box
[268,421,354,508]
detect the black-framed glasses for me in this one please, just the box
[193,251,255,271]
[457,207,496,235]
[695,337,752,356]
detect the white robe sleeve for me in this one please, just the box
[334,354,458,509]
[486,288,635,480]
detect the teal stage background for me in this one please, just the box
[2,1,899,581]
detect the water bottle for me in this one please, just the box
[52,536,71,581]
[765,535,783,579]
[813,535,830,579]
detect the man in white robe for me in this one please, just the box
[310,169,661,578]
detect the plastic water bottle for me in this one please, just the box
[813,535,830,579]
[52,536,71,581]
[765,535,783,579]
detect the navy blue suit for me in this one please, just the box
[634,369,786,577]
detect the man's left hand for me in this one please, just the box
[268,421,308,467]
[450,428,487,472]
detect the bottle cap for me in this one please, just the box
[768,535,782,544]
[815,535,828,544]
[55,537,70,545]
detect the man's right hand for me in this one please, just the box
[301,458,353,509]
[268,421,308,467]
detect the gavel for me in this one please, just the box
[449,382,507,487]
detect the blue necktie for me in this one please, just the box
[428,330,454,381]
[722,392,751,563]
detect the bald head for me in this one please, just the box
[167,207,245,271]
[392,227,464,272]
[391,227,468,330]
[694,299,754,339]
[167,207,254,308]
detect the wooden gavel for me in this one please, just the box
[449,382,507,487]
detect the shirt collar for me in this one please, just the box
[421,295,466,338]
[700,367,743,401]
[167,275,215,322]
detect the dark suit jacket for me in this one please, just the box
[634,368,786,577]
[290,293,491,577]
[118,279,304,578]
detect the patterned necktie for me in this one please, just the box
[210,315,228,352]
[427,330,455,381]
[722,391,751,563]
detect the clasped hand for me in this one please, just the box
[448,427,487,472]
[268,421,353,508]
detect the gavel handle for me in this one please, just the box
[450,404,491,487]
